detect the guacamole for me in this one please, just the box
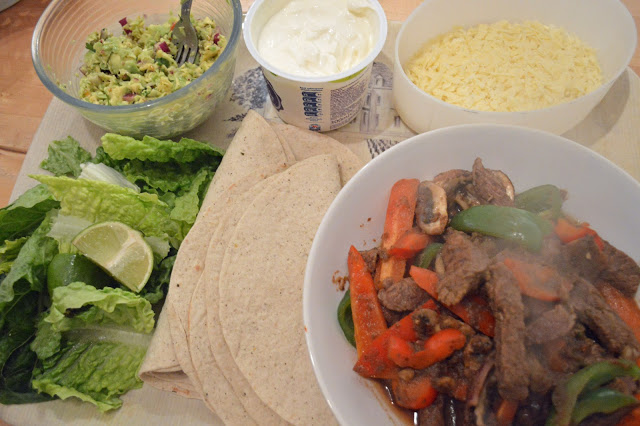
[79,15,227,106]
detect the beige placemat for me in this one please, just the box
[10,22,640,203]
[3,21,640,426]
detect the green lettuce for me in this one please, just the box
[101,133,224,163]
[170,168,213,226]
[138,253,175,304]
[0,237,29,274]
[0,292,52,405]
[0,132,223,410]
[0,211,58,327]
[0,211,58,404]
[121,160,204,194]
[31,282,154,411]
[78,162,140,191]
[31,176,186,247]
[39,136,92,177]
[96,134,221,216]
[0,184,59,242]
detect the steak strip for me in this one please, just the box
[526,304,576,345]
[486,263,530,402]
[568,278,640,359]
[437,229,491,305]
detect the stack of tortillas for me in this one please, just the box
[139,110,363,425]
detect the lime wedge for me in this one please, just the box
[72,221,153,292]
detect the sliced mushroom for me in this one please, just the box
[433,169,473,197]
[433,169,481,214]
[415,181,448,235]
[453,191,481,211]
[472,158,515,206]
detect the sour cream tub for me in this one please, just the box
[244,0,387,132]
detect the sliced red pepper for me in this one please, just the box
[378,179,420,285]
[598,282,640,345]
[388,229,431,260]
[409,266,495,337]
[387,334,415,367]
[503,257,565,302]
[409,264,439,296]
[391,375,438,410]
[554,217,604,250]
[348,246,387,358]
[389,328,466,370]
[353,300,437,379]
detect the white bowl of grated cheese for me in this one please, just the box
[392,0,637,135]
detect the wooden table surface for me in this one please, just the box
[1,0,638,208]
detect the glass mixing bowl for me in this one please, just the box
[32,0,242,138]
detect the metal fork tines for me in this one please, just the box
[173,0,199,66]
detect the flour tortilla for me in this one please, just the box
[189,175,287,425]
[199,110,291,214]
[185,168,290,424]
[270,122,362,186]
[170,110,289,328]
[140,109,290,397]
[169,163,291,397]
[138,308,200,398]
[218,154,341,425]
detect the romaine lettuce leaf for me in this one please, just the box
[31,282,154,412]
[44,282,155,333]
[170,168,212,226]
[138,253,175,304]
[0,292,52,405]
[0,212,58,404]
[31,175,185,247]
[78,163,140,192]
[32,339,147,411]
[0,131,223,411]
[121,160,199,194]
[92,136,219,224]
[46,212,91,254]
[101,133,224,163]
[0,184,59,242]
[0,211,58,327]
[0,237,29,274]
[40,136,92,178]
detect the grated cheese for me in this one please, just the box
[405,20,603,112]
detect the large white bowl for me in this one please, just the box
[393,0,637,135]
[303,125,640,425]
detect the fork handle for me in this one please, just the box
[181,0,193,18]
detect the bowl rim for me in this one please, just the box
[393,0,638,116]
[302,122,640,425]
[31,0,243,113]
[243,0,388,83]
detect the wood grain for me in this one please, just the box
[0,0,638,207]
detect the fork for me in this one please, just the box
[173,0,199,66]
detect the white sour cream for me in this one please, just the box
[257,0,376,77]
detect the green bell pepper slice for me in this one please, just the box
[415,242,444,269]
[549,360,640,426]
[515,184,564,220]
[571,387,639,425]
[449,205,552,252]
[337,289,356,347]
